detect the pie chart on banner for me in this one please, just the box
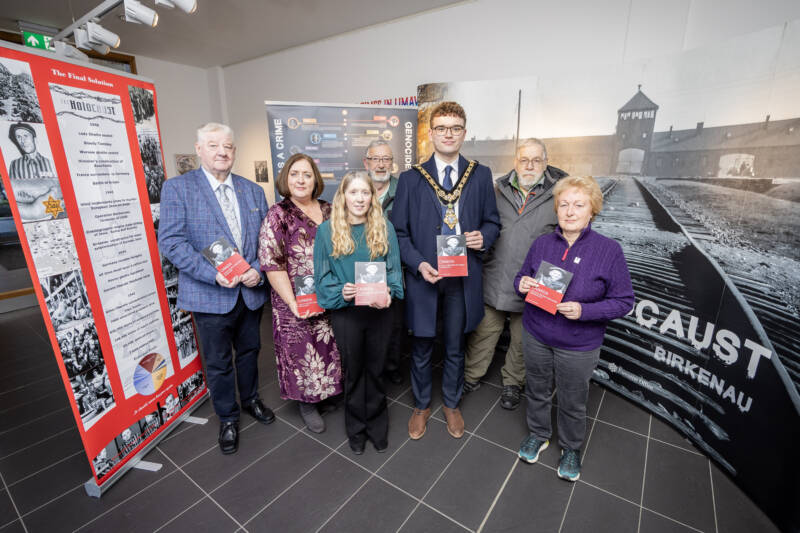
[133,353,167,395]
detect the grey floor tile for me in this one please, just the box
[0,427,83,485]
[153,497,240,532]
[0,490,17,528]
[74,470,204,533]
[0,375,63,412]
[0,392,76,434]
[318,477,417,533]
[424,437,515,531]
[480,462,572,533]
[21,448,178,533]
[710,464,780,533]
[560,482,639,533]
[302,403,349,450]
[246,453,370,533]
[0,409,76,458]
[210,432,329,524]
[433,380,498,431]
[586,382,605,418]
[474,399,529,453]
[580,421,647,503]
[396,367,444,412]
[334,402,413,472]
[594,389,650,435]
[643,441,715,532]
[7,453,89,516]
[0,520,25,533]
[399,504,470,533]
[649,416,698,453]
[180,418,298,492]
[639,509,698,532]
[377,416,465,498]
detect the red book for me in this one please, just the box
[355,262,388,306]
[525,261,573,315]
[437,235,467,277]
[202,237,250,280]
[295,275,323,315]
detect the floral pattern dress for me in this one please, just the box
[258,198,342,402]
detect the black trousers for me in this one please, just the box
[193,295,263,423]
[385,299,406,373]
[331,305,391,446]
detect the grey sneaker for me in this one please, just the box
[518,434,549,464]
[557,449,581,481]
[299,402,325,434]
[500,385,521,410]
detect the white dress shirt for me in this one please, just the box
[434,154,461,234]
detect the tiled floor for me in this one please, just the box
[0,305,781,533]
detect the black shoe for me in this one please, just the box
[386,369,403,385]
[463,380,481,394]
[349,439,366,455]
[373,441,388,453]
[244,398,275,425]
[219,421,239,455]
[500,385,522,410]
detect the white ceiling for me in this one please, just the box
[0,0,462,68]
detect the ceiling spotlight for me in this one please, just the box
[154,0,198,14]
[54,41,89,60]
[86,20,120,48]
[75,27,111,55]
[125,0,158,26]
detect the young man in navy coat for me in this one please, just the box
[391,102,500,440]
[159,123,274,455]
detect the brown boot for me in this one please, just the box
[408,408,431,440]
[442,406,465,438]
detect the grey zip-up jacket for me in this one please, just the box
[482,165,567,312]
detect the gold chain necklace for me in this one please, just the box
[414,160,477,229]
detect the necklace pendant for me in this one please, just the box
[443,204,458,229]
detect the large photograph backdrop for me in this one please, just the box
[0,42,205,491]
[418,20,800,532]
[265,101,417,202]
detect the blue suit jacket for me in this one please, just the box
[391,154,500,336]
[158,168,269,314]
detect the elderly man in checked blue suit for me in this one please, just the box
[159,122,274,455]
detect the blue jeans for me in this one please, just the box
[193,295,263,422]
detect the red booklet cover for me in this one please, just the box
[295,275,323,315]
[525,260,573,315]
[436,235,467,277]
[202,237,250,280]
[355,262,388,306]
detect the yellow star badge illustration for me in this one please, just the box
[42,195,64,219]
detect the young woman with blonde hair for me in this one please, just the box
[314,170,404,454]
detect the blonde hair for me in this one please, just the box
[330,171,388,259]
[552,175,603,220]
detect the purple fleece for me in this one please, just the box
[514,223,634,351]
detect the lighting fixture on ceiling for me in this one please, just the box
[124,0,159,26]
[86,21,121,48]
[54,41,89,60]
[154,0,198,15]
[75,26,110,55]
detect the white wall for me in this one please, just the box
[135,55,220,178]
[206,0,800,200]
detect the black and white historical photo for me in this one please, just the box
[114,421,143,460]
[0,56,43,122]
[534,262,572,294]
[294,274,315,296]
[127,85,156,126]
[138,410,161,439]
[25,219,79,276]
[158,392,180,423]
[174,153,198,175]
[355,261,386,284]
[40,269,92,331]
[137,131,166,204]
[70,365,114,430]
[91,441,119,480]
[5,122,56,179]
[177,370,204,406]
[160,253,178,287]
[173,317,197,366]
[57,321,102,379]
[254,159,269,183]
[202,237,235,267]
[436,234,466,256]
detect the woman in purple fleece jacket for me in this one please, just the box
[513,175,634,482]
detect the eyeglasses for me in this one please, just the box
[365,156,393,163]
[432,125,465,136]
[517,157,546,166]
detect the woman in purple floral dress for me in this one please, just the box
[258,153,342,433]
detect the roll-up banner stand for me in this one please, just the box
[264,101,418,202]
[0,41,207,497]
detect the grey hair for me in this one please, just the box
[516,138,547,160]
[196,122,234,144]
[364,139,391,157]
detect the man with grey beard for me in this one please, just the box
[363,140,405,384]
[463,138,567,410]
